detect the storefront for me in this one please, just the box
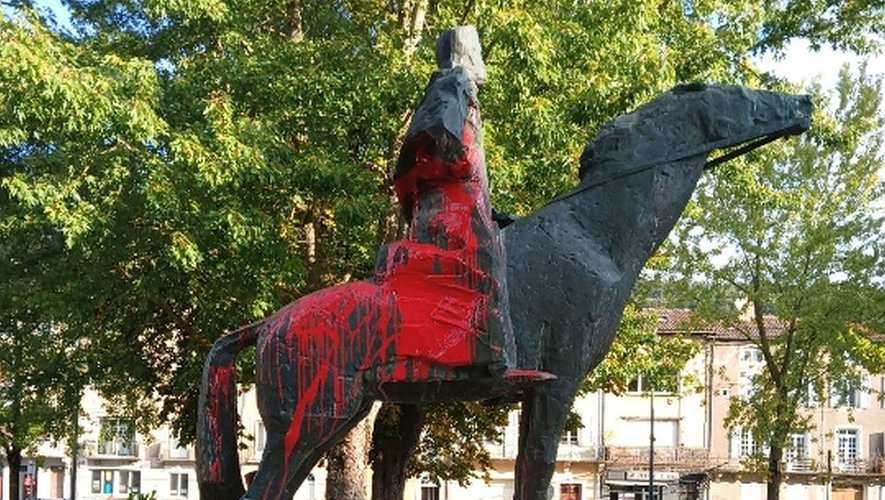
[603,470,708,500]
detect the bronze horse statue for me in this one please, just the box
[196,27,812,500]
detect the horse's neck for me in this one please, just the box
[567,158,706,274]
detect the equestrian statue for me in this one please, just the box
[196,26,812,500]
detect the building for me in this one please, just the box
[2,309,884,500]
[0,387,322,500]
[596,309,885,500]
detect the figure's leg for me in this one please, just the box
[515,379,581,500]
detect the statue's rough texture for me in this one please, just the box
[196,25,813,500]
[505,84,811,499]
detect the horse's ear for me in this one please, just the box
[672,82,707,93]
[578,146,599,179]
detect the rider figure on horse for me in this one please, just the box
[374,27,550,385]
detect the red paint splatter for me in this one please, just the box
[204,102,515,499]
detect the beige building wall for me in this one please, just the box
[707,338,885,500]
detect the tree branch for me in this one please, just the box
[286,0,304,42]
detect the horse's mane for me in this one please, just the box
[579,83,709,179]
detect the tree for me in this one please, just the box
[0,322,81,500]
[662,65,885,499]
[582,304,701,396]
[0,14,165,499]
[1,1,884,498]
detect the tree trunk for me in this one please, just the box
[326,403,381,500]
[767,445,783,500]
[286,0,304,42]
[401,0,429,56]
[371,404,427,500]
[6,445,22,500]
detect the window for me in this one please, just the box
[90,469,140,494]
[830,377,871,409]
[99,418,136,456]
[801,381,820,408]
[738,372,756,400]
[118,470,141,494]
[170,473,189,497]
[740,346,764,365]
[730,427,757,458]
[786,433,807,461]
[560,431,579,446]
[419,475,439,500]
[785,433,810,471]
[832,380,859,407]
[835,428,860,471]
[91,470,114,495]
[169,436,190,459]
[560,483,582,500]
[254,421,267,458]
[740,428,756,457]
[626,373,678,394]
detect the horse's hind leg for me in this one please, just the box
[245,403,373,500]
[244,427,293,500]
[285,404,374,493]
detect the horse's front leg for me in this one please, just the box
[515,379,582,500]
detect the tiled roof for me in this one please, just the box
[646,308,786,341]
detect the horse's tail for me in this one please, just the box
[196,321,261,500]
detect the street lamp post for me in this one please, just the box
[70,402,79,500]
[649,384,655,500]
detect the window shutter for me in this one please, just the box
[729,428,740,459]
[859,376,871,409]
[806,382,818,408]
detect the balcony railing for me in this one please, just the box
[784,457,814,472]
[720,456,883,475]
[486,442,516,460]
[558,444,606,462]
[835,458,868,474]
[486,442,606,462]
[163,445,193,461]
[95,440,138,457]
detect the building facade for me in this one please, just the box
[2,310,884,500]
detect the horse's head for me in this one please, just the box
[579,83,813,181]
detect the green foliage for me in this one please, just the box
[127,491,158,500]
[583,304,700,395]
[1,0,883,492]
[662,66,885,491]
[408,401,512,487]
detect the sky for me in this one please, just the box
[756,38,885,91]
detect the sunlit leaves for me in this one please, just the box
[2,0,884,490]
[583,305,701,395]
[661,67,885,485]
